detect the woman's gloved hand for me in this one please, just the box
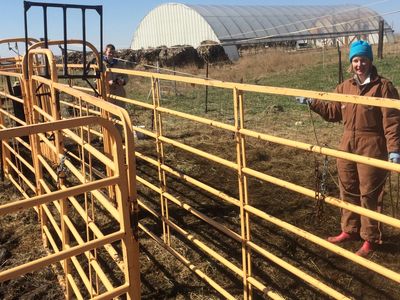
[295,97,313,105]
[389,152,400,163]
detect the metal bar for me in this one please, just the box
[112,68,400,109]
[378,19,384,59]
[0,91,25,104]
[157,106,236,131]
[66,273,84,300]
[92,284,129,300]
[242,167,400,229]
[0,231,124,282]
[37,154,126,274]
[0,108,27,125]
[3,142,35,173]
[7,174,30,200]
[0,176,119,215]
[23,1,29,78]
[63,7,68,77]
[240,128,400,173]
[162,191,240,241]
[82,9,87,77]
[99,6,103,73]
[234,88,251,299]
[63,217,114,291]
[159,135,237,169]
[139,223,237,300]
[244,204,400,283]
[136,151,240,206]
[4,157,36,192]
[24,1,102,10]
[109,94,154,110]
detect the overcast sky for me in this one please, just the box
[1,0,399,56]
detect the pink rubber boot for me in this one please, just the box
[327,232,353,244]
[355,241,373,257]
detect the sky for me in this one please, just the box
[1,0,399,57]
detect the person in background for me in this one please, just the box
[104,43,129,108]
[307,40,400,256]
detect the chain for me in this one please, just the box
[56,154,67,189]
[314,156,328,221]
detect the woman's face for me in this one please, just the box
[351,56,371,77]
[105,47,115,60]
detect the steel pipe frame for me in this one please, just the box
[136,135,350,299]
[0,115,140,299]
[28,50,140,298]
[112,67,400,110]
[0,71,33,199]
[2,140,35,172]
[37,175,118,295]
[108,68,400,298]
[2,45,398,298]
[136,129,400,229]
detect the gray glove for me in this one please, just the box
[296,97,312,105]
[389,152,400,163]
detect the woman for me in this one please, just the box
[309,40,400,256]
[104,44,129,107]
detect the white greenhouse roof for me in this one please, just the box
[131,3,394,59]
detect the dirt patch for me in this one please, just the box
[0,181,64,300]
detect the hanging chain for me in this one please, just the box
[314,155,327,221]
[56,154,67,189]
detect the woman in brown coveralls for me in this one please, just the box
[309,40,400,256]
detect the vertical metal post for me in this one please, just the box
[99,6,104,72]
[43,6,50,78]
[43,6,48,49]
[173,63,177,96]
[205,62,209,113]
[151,76,170,245]
[378,19,384,60]
[24,2,30,79]
[63,6,68,77]
[112,125,141,300]
[82,9,87,77]
[337,41,343,84]
[234,88,252,299]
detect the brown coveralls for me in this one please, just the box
[310,67,400,243]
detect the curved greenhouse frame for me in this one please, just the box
[131,3,394,60]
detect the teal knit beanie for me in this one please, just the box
[349,40,373,62]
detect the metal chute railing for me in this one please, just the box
[103,66,400,299]
[0,116,139,299]
[0,42,141,299]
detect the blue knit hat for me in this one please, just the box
[349,40,373,62]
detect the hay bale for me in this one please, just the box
[116,49,136,63]
[135,48,162,66]
[158,46,203,67]
[197,40,230,64]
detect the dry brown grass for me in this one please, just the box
[163,46,341,84]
